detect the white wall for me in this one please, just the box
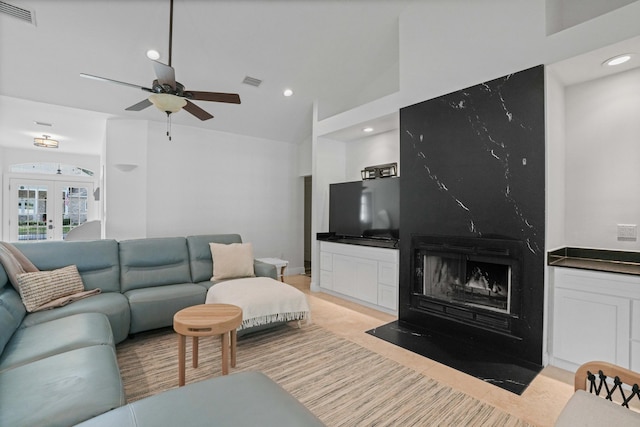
[102,120,305,274]
[298,136,312,177]
[545,68,567,251]
[399,0,545,109]
[104,119,148,241]
[546,0,638,35]
[314,138,347,234]
[344,130,399,182]
[564,67,640,250]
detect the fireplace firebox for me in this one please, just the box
[411,235,523,336]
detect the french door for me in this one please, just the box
[9,178,94,241]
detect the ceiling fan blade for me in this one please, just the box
[185,91,241,104]
[80,73,152,92]
[125,98,153,111]
[183,100,213,121]
[152,60,176,90]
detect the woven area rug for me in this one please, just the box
[117,324,532,426]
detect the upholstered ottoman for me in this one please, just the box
[205,277,310,335]
[75,371,325,426]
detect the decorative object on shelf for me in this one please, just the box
[33,135,59,148]
[361,162,397,180]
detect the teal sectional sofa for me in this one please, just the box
[0,234,321,427]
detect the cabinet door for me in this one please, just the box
[378,262,397,286]
[378,285,397,310]
[319,270,333,290]
[320,251,333,271]
[333,254,378,304]
[553,288,630,369]
[632,341,640,373]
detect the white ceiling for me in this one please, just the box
[2,1,640,156]
[0,0,414,154]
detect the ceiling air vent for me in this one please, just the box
[0,1,36,25]
[242,76,262,87]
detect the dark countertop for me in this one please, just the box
[317,234,399,249]
[547,247,640,276]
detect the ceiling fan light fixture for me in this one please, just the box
[146,49,161,60]
[33,134,59,148]
[148,93,186,113]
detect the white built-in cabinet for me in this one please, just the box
[550,267,640,372]
[319,241,398,314]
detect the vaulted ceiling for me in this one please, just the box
[0,0,414,153]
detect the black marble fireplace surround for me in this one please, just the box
[389,66,546,374]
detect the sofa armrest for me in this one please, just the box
[254,260,277,280]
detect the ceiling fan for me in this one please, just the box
[80,0,240,127]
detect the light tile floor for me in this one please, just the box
[284,274,574,427]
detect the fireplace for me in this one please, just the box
[410,235,523,337]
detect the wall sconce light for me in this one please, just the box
[33,135,59,148]
[114,164,138,172]
[361,162,398,180]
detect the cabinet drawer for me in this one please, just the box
[320,252,333,271]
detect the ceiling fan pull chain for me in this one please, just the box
[166,112,172,141]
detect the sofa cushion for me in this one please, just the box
[0,345,125,427]
[210,242,256,281]
[0,288,26,354]
[0,312,113,372]
[14,240,121,293]
[555,389,640,426]
[126,283,206,333]
[119,237,192,292]
[186,234,243,283]
[20,292,130,344]
[16,265,85,312]
[74,371,324,427]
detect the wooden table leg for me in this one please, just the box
[178,334,186,387]
[192,336,199,368]
[280,266,285,282]
[230,329,237,368]
[221,332,230,375]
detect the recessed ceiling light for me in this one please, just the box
[603,54,633,66]
[283,88,293,97]
[363,127,374,133]
[146,49,161,60]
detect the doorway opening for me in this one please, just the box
[304,175,312,275]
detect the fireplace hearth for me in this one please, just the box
[411,235,523,337]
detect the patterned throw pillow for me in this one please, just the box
[16,265,85,312]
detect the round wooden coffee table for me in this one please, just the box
[173,303,243,386]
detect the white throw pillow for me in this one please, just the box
[210,242,255,281]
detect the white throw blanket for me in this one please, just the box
[205,277,310,330]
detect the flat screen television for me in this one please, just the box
[329,177,400,240]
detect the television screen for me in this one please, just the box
[329,177,400,239]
